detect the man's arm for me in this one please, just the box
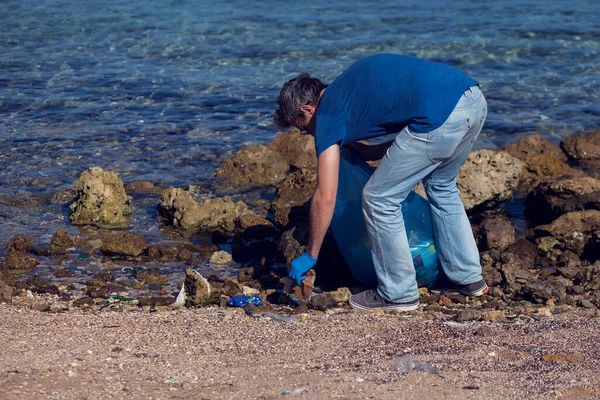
[347,140,394,161]
[307,144,340,258]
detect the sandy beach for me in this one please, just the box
[1,299,599,400]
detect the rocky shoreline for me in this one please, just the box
[1,128,599,321]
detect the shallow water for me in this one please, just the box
[1,0,599,290]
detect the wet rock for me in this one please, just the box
[124,180,160,195]
[504,134,567,162]
[2,235,39,272]
[560,128,600,161]
[183,243,220,259]
[50,188,78,203]
[210,250,232,265]
[137,296,175,307]
[231,236,278,263]
[100,231,148,257]
[134,268,168,285]
[480,214,515,251]
[215,145,289,187]
[54,269,73,278]
[456,308,482,322]
[310,293,338,311]
[48,229,79,255]
[158,188,250,232]
[270,169,316,228]
[266,129,317,170]
[73,296,94,307]
[458,150,522,211]
[525,175,600,225]
[183,269,215,307]
[88,285,110,298]
[0,280,14,304]
[146,245,180,262]
[69,166,132,228]
[534,210,600,257]
[238,264,269,283]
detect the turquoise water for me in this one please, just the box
[1,0,599,245]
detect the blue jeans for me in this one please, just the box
[362,86,488,302]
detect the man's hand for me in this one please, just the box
[289,252,318,285]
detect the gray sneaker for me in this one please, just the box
[430,278,489,297]
[348,290,419,311]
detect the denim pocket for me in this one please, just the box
[426,116,470,163]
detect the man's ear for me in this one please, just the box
[299,104,316,115]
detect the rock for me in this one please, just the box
[3,251,39,272]
[146,245,180,262]
[536,236,562,254]
[456,308,482,322]
[237,264,269,283]
[534,210,600,257]
[183,269,215,307]
[504,134,567,162]
[7,235,34,253]
[48,229,79,255]
[283,269,316,303]
[215,145,289,187]
[137,296,175,307]
[1,265,14,287]
[54,269,73,278]
[278,228,307,265]
[100,231,148,257]
[73,296,94,307]
[31,303,51,312]
[580,299,595,309]
[69,166,132,228]
[270,169,316,228]
[523,277,570,304]
[310,293,338,311]
[134,268,168,285]
[0,280,14,303]
[481,310,506,321]
[526,175,600,225]
[474,326,496,337]
[458,150,522,211]
[124,180,160,194]
[518,154,585,193]
[481,254,503,287]
[329,287,352,303]
[88,285,110,298]
[158,188,250,232]
[210,250,233,265]
[266,129,317,169]
[560,128,600,161]
[541,353,584,363]
[480,214,515,251]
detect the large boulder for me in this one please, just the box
[504,134,567,162]
[69,167,132,228]
[158,188,250,232]
[270,169,316,228]
[561,128,600,161]
[534,210,600,257]
[215,145,289,187]
[458,150,522,211]
[526,175,600,225]
[266,129,317,170]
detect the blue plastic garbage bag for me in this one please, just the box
[330,149,440,287]
[227,295,263,307]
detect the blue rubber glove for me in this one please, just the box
[289,252,318,286]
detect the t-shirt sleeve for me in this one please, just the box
[314,114,345,157]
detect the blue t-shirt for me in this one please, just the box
[314,54,478,156]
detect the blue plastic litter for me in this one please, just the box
[227,295,263,307]
[331,149,440,287]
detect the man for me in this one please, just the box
[273,53,488,311]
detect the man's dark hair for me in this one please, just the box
[273,73,327,129]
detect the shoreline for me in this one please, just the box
[1,301,599,399]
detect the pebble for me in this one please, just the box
[580,299,595,309]
[456,308,482,322]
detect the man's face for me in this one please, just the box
[291,105,316,135]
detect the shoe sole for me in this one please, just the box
[431,284,489,297]
[348,298,419,312]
